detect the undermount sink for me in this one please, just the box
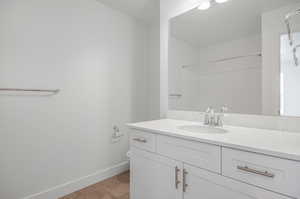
[178,125,228,134]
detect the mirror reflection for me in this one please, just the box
[168,0,300,116]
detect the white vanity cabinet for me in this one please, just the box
[129,129,298,199]
[130,147,183,199]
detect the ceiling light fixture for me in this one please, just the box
[215,0,228,3]
[197,0,230,10]
[197,1,211,10]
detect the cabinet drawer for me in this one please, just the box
[184,164,290,199]
[222,147,300,198]
[130,130,156,152]
[157,135,221,173]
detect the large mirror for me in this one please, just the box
[169,0,300,116]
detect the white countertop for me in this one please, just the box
[127,119,300,161]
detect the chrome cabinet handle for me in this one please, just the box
[183,169,188,192]
[132,138,147,143]
[237,166,275,178]
[175,166,181,189]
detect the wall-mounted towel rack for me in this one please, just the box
[210,52,262,63]
[0,88,60,94]
[169,94,182,97]
[182,52,262,68]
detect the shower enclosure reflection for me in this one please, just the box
[281,33,300,117]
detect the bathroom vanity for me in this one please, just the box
[127,119,300,199]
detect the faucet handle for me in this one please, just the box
[206,106,212,113]
[215,106,227,127]
[204,107,212,125]
[220,106,228,113]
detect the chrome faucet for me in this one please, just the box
[204,107,210,125]
[204,106,228,127]
[204,107,215,126]
[215,106,228,127]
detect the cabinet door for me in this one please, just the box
[130,147,182,199]
[183,164,290,199]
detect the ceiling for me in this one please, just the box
[171,0,300,47]
[96,0,159,24]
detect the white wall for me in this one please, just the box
[147,25,161,120]
[160,0,204,117]
[0,0,150,198]
[168,37,200,110]
[169,35,262,114]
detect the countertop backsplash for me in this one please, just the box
[167,110,300,133]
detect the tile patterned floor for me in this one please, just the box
[60,171,129,199]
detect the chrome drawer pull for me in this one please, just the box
[133,138,147,143]
[183,169,188,192]
[175,166,181,189]
[237,166,275,178]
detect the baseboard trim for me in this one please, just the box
[23,161,129,199]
